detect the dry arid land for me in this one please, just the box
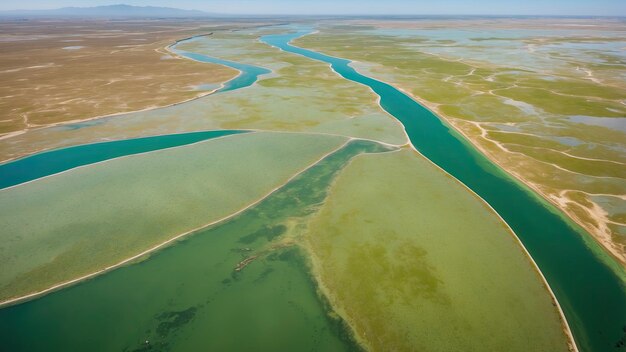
[0,19,269,137]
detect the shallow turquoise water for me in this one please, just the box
[261,29,626,352]
[0,130,244,189]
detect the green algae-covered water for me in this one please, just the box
[0,140,388,351]
[260,29,626,352]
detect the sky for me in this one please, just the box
[0,0,624,16]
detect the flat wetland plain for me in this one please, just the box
[0,17,623,352]
[295,18,626,266]
[0,140,389,351]
[305,149,570,351]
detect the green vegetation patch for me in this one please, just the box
[305,149,570,351]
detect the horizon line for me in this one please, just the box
[0,12,625,18]
[0,4,624,18]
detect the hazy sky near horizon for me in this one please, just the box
[0,0,624,16]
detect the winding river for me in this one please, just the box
[260,29,626,352]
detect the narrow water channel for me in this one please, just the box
[170,37,271,93]
[0,130,244,189]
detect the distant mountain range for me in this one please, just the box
[0,4,217,18]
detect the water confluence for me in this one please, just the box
[260,29,626,352]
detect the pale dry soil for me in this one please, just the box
[0,19,252,135]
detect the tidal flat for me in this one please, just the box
[305,149,571,351]
[0,131,345,302]
[295,18,626,266]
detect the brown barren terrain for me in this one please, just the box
[0,19,246,135]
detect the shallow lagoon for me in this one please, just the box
[0,132,345,302]
[568,115,626,133]
[0,140,388,351]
